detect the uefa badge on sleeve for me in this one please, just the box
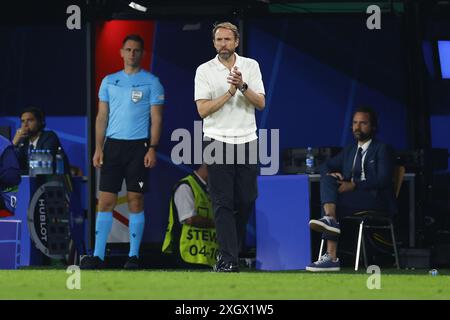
[131,90,143,103]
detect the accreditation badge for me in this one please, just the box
[131,90,143,103]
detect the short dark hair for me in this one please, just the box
[122,34,144,49]
[353,106,378,130]
[20,107,46,130]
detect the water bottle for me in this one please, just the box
[55,147,65,175]
[305,147,315,174]
[36,149,44,175]
[41,150,47,174]
[34,150,41,175]
[29,149,36,177]
[45,149,53,174]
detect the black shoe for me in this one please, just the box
[79,256,105,270]
[213,259,239,273]
[124,256,140,270]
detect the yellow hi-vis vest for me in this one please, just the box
[162,174,218,266]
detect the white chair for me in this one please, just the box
[318,165,405,271]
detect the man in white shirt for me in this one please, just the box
[194,22,266,272]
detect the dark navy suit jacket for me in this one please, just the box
[15,130,70,175]
[320,139,397,214]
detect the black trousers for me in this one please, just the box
[205,139,259,264]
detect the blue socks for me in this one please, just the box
[129,212,145,257]
[93,212,113,261]
[93,211,145,259]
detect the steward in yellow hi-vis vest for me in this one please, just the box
[162,173,218,266]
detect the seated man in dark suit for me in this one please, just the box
[12,107,70,175]
[307,106,396,272]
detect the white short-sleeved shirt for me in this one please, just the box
[194,53,265,144]
[174,172,208,223]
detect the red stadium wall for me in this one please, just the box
[94,20,156,106]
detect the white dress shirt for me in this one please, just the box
[352,139,372,181]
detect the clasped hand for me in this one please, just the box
[227,66,243,92]
[327,172,355,193]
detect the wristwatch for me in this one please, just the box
[239,82,248,93]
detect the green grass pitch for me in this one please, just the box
[1,268,450,300]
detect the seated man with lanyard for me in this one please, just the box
[0,135,21,217]
[162,164,218,268]
[12,107,70,175]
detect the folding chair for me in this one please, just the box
[318,165,405,271]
